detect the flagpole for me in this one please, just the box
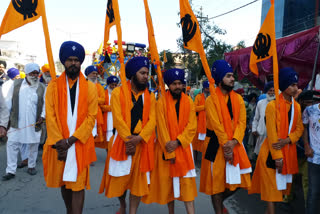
[310,28,320,90]
[40,0,56,80]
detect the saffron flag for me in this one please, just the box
[103,0,116,49]
[0,0,56,80]
[143,0,166,100]
[249,0,279,102]
[179,0,215,94]
[110,0,131,125]
[163,50,168,63]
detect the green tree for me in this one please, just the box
[159,50,176,70]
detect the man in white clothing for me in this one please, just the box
[2,63,45,180]
[252,81,275,155]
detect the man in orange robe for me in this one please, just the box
[249,67,304,214]
[200,60,251,214]
[142,68,197,214]
[99,57,156,214]
[42,41,97,214]
[85,65,106,148]
[192,80,209,164]
[101,75,119,150]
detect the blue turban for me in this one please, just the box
[211,60,233,84]
[163,68,185,86]
[59,41,85,65]
[125,57,149,79]
[202,80,209,89]
[279,67,298,91]
[263,81,274,93]
[107,75,119,85]
[7,68,19,79]
[85,65,98,76]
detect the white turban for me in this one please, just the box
[24,63,40,75]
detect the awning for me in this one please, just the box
[225,26,320,90]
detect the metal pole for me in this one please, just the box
[310,28,320,90]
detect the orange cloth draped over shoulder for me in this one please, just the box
[94,83,107,147]
[142,92,197,204]
[200,88,251,195]
[42,72,98,191]
[249,94,304,202]
[192,93,206,152]
[99,83,156,198]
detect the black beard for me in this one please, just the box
[221,81,234,92]
[170,89,182,100]
[132,75,147,91]
[65,65,80,80]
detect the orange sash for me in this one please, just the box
[197,93,206,134]
[277,93,299,175]
[109,81,155,173]
[102,90,110,132]
[56,72,96,174]
[166,91,195,177]
[95,84,104,126]
[214,88,251,169]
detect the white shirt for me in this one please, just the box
[2,79,14,109]
[106,88,113,141]
[303,104,320,165]
[252,98,269,136]
[308,73,320,90]
[6,79,45,144]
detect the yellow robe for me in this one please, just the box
[249,99,304,201]
[192,93,206,152]
[99,87,156,197]
[200,93,251,195]
[142,95,197,204]
[42,77,98,191]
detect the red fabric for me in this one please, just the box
[57,72,96,174]
[225,26,320,90]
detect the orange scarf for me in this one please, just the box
[102,90,109,132]
[214,88,251,169]
[277,93,299,175]
[166,91,195,177]
[95,84,104,126]
[197,93,206,134]
[109,81,155,173]
[57,72,96,174]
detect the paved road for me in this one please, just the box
[0,142,305,214]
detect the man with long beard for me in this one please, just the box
[3,63,46,180]
[252,82,275,155]
[142,68,197,214]
[99,57,156,214]
[42,41,97,214]
[200,60,252,214]
[85,65,105,148]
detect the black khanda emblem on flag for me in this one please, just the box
[12,0,38,20]
[181,14,197,47]
[253,33,271,59]
[107,0,115,24]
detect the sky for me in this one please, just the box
[0,0,262,66]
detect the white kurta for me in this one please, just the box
[6,79,45,144]
[251,98,269,154]
[106,89,113,141]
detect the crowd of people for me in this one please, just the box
[0,40,319,214]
